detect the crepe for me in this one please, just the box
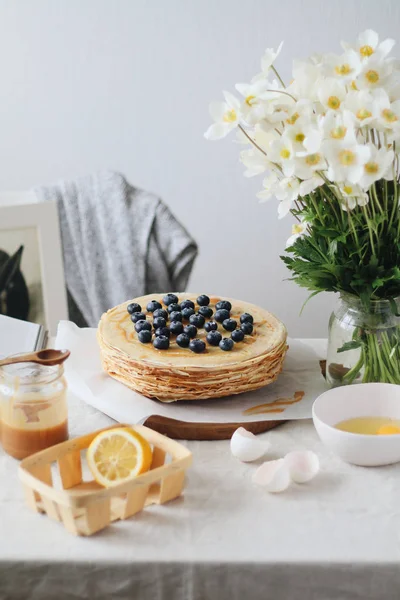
[98,293,288,402]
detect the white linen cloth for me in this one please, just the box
[55,322,328,424]
[1,340,400,600]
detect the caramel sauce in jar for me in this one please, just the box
[0,360,69,459]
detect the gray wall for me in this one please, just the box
[0,0,398,336]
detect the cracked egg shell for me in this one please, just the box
[284,450,319,483]
[230,427,269,462]
[252,458,291,493]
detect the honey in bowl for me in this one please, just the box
[335,416,400,435]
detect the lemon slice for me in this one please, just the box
[87,427,153,487]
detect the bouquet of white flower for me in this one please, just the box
[205,30,400,387]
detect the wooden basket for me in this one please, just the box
[18,424,192,536]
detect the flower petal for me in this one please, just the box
[204,122,233,140]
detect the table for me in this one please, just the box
[1,340,400,600]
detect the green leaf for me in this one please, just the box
[337,340,363,353]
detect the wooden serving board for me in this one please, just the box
[143,360,326,441]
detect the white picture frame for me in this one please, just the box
[0,200,68,336]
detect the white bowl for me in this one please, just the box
[312,383,400,466]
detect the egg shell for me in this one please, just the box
[230,427,269,462]
[252,459,291,493]
[284,450,319,483]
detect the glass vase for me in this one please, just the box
[327,293,400,387]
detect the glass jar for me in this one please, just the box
[327,293,400,387]
[0,361,68,459]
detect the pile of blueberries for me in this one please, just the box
[126,294,254,353]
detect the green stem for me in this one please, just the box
[270,65,286,88]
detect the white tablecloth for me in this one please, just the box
[1,339,400,600]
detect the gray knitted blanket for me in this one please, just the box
[36,171,198,327]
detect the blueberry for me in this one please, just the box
[222,318,237,332]
[155,326,171,338]
[240,313,254,324]
[176,333,190,348]
[147,300,162,312]
[189,313,205,328]
[182,307,195,320]
[127,302,141,314]
[206,331,222,346]
[189,339,206,353]
[215,309,230,323]
[153,308,168,320]
[167,303,181,314]
[170,321,184,335]
[184,324,197,339]
[219,338,234,351]
[198,306,213,319]
[153,317,167,330]
[231,329,245,342]
[181,299,195,310]
[135,319,152,333]
[138,330,152,343]
[241,322,254,335]
[163,293,179,306]
[153,335,170,350]
[130,312,146,323]
[170,311,183,322]
[204,321,218,332]
[216,300,232,312]
[197,294,210,306]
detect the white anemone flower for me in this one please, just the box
[342,30,395,61]
[357,58,393,90]
[261,41,284,74]
[240,147,272,177]
[299,175,324,196]
[283,115,319,153]
[267,138,296,177]
[288,59,321,101]
[359,145,394,189]
[275,178,301,218]
[372,89,400,133]
[295,151,326,180]
[204,92,241,140]
[323,139,371,183]
[286,219,307,247]
[323,50,361,81]
[256,172,280,202]
[318,79,347,112]
[235,80,270,124]
[319,110,357,144]
[338,182,369,211]
[344,90,377,126]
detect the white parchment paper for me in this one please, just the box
[55,321,328,425]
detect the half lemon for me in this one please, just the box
[87,427,153,487]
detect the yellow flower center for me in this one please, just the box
[280,148,291,159]
[305,153,321,166]
[339,149,356,166]
[343,185,354,195]
[365,162,379,174]
[327,96,341,110]
[382,108,398,123]
[360,45,374,57]
[292,223,304,235]
[351,80,358,90]
[356,108,372,120]
[330,126,347,139]
[365,70,379,84]
[245,95,256,106]
[223,109,237,123]
[295,133,305,143]
[335,64,351,76]
[286,112,300,125]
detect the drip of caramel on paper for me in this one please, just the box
[243,391,305,416]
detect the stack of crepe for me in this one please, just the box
[97,294,288,402]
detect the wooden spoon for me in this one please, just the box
[0,349,70,368]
